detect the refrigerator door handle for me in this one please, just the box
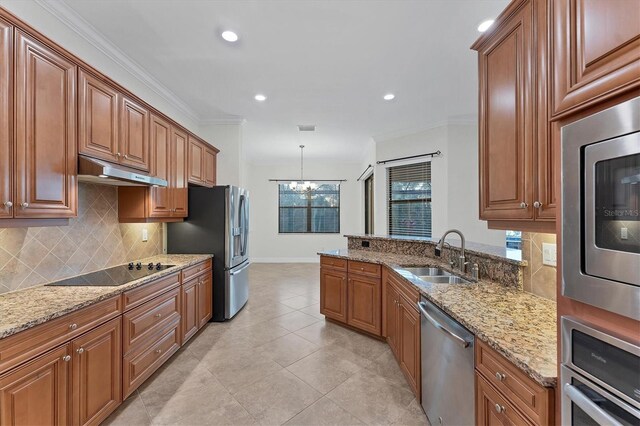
[230,262,250,276]
[239,194,248,257]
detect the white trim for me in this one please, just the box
[251,257,320,263]
[35,0,201,123]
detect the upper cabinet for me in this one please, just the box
[0,19,12,220]
[188,135,217,187]
[472,0,555,232]
[550,0,640,117]
[119,95,149,171]
[13,30,77,219]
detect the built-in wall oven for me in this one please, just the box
[561,317,640,425]
[562,96,640,320]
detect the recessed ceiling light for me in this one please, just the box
[383,93,395,101]
[221,30,239,42]
[477,20,494,32]
[254,94,267,101]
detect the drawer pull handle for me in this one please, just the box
[495,372,506,381]
[69,323,78,330]
[360,267,364,271]
[495,404,505,414]
[76,347,84,354]
[155,349,162,354]
[62,355,71,362]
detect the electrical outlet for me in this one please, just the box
[621,227,628,240]
[542,243,556,267]
[142,228,148,242]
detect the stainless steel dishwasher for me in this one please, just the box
[418,296,475,426]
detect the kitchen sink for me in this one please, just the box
[418,275,470,284]
[402,267,451,277]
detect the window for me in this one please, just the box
[387,162,432,237]
[279,183,340,233]
[506,230,522,250]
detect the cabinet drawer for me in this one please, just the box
[475,340,553,425]
[123,321,180,398]
[123,271,180,311]
[348,260,381,277]
[182,259,212,282]
[123,287,181,355]
[387,268,419,305]
[0,296,121,374]
[320,256,347,271]
[476,373,534,426]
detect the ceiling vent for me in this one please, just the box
[297,124,316,132]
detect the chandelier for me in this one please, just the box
[289,145,317,192]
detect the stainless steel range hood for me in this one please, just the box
[78,155,167,187]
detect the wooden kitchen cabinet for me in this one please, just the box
[472,0,555,232]
[204,147,217,186]
[0,19,12,220]
[347,273,381,335]
[320,262,348,323]
[384,280,400,358]
[550,0,640,118]
[181,276,199,344]
[476,373,533,426]
[172,126,189,216]
[78,69,119,163]
[188,135,218,187]
[0,345,71,426]
[181,260,213,344]
[398,298,420,397]
[14,30,77,219]
[197,272,213,328]
[71,317,122,426]
[148,113,173,217]
[119,95,149,171]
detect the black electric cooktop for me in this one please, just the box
[45,262,176,287]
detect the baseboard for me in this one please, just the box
[251,257,320,263]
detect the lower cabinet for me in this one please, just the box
[320,265,348,323]
[347,273,381,335]
[476,374,533,426]
[181,269,213,345]
[197,273,213,328]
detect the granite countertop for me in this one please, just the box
[0,254,212,340]
[319,249,557,387]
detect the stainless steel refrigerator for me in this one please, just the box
[167,186,249,321]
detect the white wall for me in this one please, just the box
[246,160,361,262]
[199,123,244,187]
[0,0,200,132]
[372,123,505,246]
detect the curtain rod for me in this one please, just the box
[356,164,372,181]
[376,150,441,165]
[268,179,347,182]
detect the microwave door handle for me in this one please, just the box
[564,384,624,426]
[417,301,470,348]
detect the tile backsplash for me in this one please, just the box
[521,232,557,300]
[0,183,163,294]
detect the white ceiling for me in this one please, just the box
[60,0,508,162]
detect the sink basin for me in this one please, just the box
[418,275,470,284]
[402,267,451,277]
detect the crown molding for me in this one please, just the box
[34,0,201,124]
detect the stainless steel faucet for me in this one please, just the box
[435,229,467,273]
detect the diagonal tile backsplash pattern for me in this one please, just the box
[0,183,163,294]
[521,232,557,301]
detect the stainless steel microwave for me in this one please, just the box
[562,97,640,320]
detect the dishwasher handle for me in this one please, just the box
[417,301,471,348]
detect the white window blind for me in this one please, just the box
[387,162,432,237]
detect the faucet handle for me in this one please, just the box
[471,263,479,281]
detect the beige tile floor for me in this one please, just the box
[104,263,430,426]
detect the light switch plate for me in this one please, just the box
[142,228,148,242]
[621,227,628,240]
[542,242,556,267]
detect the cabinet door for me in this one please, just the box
[171,126,189,217]
[551,0,640,116]
[0,19,11,219]
[71,317,121,426]
[119,95,149,171]
[182,278,199,344]
[398,300,420,398]
[320,267,348,323]
[14,30,77,219]
[188,136,204,185]
[204,148,217,187]
[78,69,119,162]
[148,113,172,217]
[347,274,381,335]
[0,345,70,426]
[476,374,533,426]
[477,1,534,221]
[197,273,213,328]
[384,281,400,358]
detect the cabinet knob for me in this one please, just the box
[3,201,12,208]
[124,154,129,159]
[155,349,162,354]
[20,202,29,209]
[69,323,78,330]
[155,313,162,318]
[519,202,528,209]
[533,201,542,208]
[62,355,71,362]
[495,404,505,414]
[495,372,506,381]
[76,347,84,354]
[360,267,364,271]
[116,152,121,157]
